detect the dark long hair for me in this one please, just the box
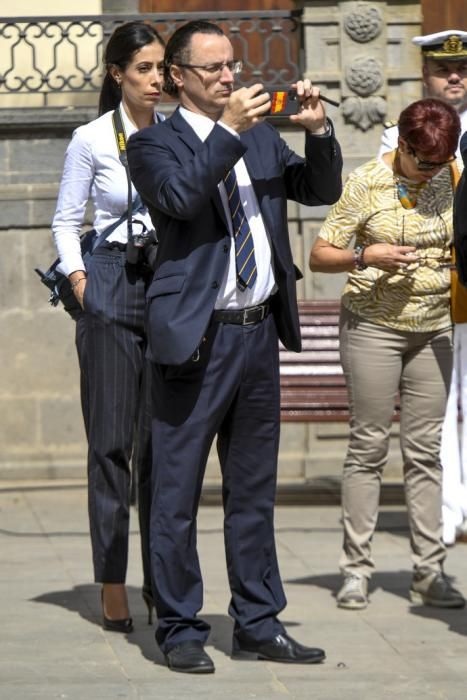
[98,21,164,115]
[398,98,460,161]
[163,20,225,97]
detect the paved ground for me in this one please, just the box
[1,480,467,700]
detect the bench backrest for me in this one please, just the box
[280,300,400,422]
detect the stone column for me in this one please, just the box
[339,1,388,133]
[301,0,422,164]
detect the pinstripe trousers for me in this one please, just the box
[75,246,153,583]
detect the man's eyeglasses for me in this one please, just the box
[406,145,456,172]
[177,60,243,76]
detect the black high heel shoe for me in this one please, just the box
[142,583,155,625]
[101,588,133,633]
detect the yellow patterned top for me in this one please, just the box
[319,158,453,332]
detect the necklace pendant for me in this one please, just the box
[396,182,418,209]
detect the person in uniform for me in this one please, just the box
[379,30,467,156]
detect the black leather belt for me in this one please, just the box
[102,241,127,252]
[212,300,271,326]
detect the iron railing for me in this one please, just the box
[0,12,303,107]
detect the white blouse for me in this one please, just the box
[52,103,163,276]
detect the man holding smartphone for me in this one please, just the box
[128,19,342,674]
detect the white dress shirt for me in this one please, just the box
[179,107,277,310]
[52,103,163,276]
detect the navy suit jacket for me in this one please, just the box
[127,108,343,365]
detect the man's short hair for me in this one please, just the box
[163,20,225,97]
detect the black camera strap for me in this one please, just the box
[112,107,142,263]
[35,107,148,312]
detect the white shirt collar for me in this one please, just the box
[179,106,216,142]
[119,102,161,138]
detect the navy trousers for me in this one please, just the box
[76,246,153,583]
[149,312,287,653]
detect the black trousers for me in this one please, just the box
[76,247,153,583]
[150,312,287,653]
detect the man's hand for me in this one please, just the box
[289,79,327,133]
[221,84,271,133]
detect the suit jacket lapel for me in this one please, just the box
[170,108,204,153]
[241,130,263,180]
[241,131,277,242]
[170,108,229,230]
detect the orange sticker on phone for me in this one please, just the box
[271,90,287,114]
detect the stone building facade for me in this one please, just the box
[0,1,422,493]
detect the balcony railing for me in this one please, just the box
[0,12,302,108]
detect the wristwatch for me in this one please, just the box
[353,244,368,271]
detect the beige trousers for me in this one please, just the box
[339,305,452,579]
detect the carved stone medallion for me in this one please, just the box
[345,57,383,96]
[344,5,383,43]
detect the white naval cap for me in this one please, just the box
[412,30,467,60]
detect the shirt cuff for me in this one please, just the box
[217,120,240,138]
[309,119,332,137]
[58,254,86,278]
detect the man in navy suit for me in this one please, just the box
[127,20,343,674]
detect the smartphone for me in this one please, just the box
[267,86,299,117]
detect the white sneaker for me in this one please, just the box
[336,574,368,610]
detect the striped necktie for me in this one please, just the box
[224,168,257,290]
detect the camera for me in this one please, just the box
[126,220,159,266]
[130,220,156,249]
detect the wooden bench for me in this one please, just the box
[279,300,401,422]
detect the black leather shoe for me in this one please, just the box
[165,640,215,674]
[232,632,325,664]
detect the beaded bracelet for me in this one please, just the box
[353,245,367,271]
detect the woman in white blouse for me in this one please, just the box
[52,21,165,632]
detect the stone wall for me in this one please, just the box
[0,109,94,479]
[0,1,422,491]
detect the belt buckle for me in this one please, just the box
[242,308,253,325]
[242,304,265,325]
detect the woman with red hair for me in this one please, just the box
[310,98,465,611]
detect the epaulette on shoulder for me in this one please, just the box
[383,119,398,129]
